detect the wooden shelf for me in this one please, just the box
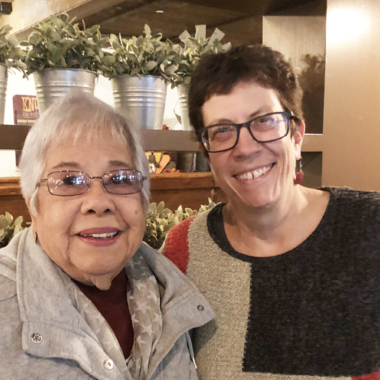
[0,124,324,153]
[141,130,199,152]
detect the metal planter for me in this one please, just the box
[33,68,97,113]
[176,83,193,131]
[0,64,8,124]
[111,75,167,130]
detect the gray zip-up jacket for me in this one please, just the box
[0,228,214,380]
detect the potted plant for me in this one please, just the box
[99,24,178,130]
[171,25,231,130]
[0,25,26,123]
[21,13,108,113]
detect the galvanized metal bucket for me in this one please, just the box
[176,83,193,131]
[111,75,167,130]
[33,68,97,113]
[0,64,8,124]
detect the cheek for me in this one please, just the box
[33,198,77,243]
[120,199,146,231]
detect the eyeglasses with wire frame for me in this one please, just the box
[197,111,295,153]
[39,169,147,196]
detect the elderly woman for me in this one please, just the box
[0,92,213,379]
[162,45,380,380]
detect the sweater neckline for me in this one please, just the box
[207,187,336,263]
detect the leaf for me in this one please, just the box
[90,25,100,34]
[60,13,69,22]
[195,25,206,40]
[50,15,62,29]
[29,33,41,45]
[144,24,152,38]
[144,60,156,71]
[157,201,165,211]
[0,25,12,35]
[13,216,23,226]
[5,212,13,225]
[51,31,62,42]
[0,215,8,229]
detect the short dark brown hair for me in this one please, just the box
[188,44,303,136]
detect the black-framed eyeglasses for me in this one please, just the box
[39,169,147,197]
[197,111,294,153]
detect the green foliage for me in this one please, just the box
[144,199,216,249]
[0,212,24,248]
[0,24,26,72]
[169,25,231,87]
[99,24,178,81]
[21,13,109,76]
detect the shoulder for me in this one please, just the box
[161,215,197,274]
[325,187,380,217]
[161,205,223,273]
[326,186,380,203]
[0,273,17,304]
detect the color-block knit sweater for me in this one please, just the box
[162,187,380,380]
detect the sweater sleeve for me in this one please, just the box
[161,216,196,274]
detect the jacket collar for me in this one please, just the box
[7,228,214,379]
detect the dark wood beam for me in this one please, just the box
[0,124,30,150]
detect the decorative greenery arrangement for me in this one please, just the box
[0,212,24,248]
[99,24,178,81]
[0,25,26,72]
[170,25,231,87]
[144,199,216,249]
[21,13,108,76]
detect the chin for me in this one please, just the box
[74,255,124,276]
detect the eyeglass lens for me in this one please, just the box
[46,170,144,196]
[203,113,289,152]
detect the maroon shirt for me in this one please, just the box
[74,270,134,358]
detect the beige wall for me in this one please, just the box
[323,0,380,190]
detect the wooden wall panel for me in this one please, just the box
[323,0,380,190]
[263,13,326,134]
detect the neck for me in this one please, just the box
[223,185,311,255]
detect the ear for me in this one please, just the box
[293,120,305,160]
[26,199,38,232]
[198,142,210,163]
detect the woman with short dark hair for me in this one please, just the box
[163,45,380,380]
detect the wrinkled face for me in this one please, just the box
[30,134,145,288]
[202,82,304,210]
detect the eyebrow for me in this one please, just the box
[51,162,80,170]
[109,160,132,168]
[51,160,132,170]
[207,107,277,126]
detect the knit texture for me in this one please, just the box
[163,187,380,380]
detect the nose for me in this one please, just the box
[232,125,263,158]
[80,178,116,216]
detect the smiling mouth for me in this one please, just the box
[235,163,275,180]
[78,231,120,239]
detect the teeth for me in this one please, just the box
[237,165,272,180]
[81,232,118,238]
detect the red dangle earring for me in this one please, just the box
[294,157,304,185]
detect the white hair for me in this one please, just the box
[19,91,150,215]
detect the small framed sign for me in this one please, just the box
[13,95,39,125]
